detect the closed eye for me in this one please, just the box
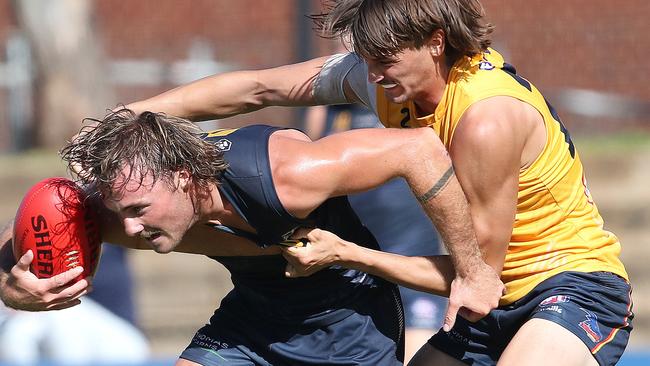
[122,204,147,217]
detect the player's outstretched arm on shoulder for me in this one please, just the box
[282,227,454,296]
[0,220,90,311]
[126,56,335,121]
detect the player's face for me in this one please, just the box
[365,46,439,105]
[104,168,198,254]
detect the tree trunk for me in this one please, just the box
[12,0,115,148]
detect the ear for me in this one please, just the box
[177,170,192,192]
[427,29,446,57]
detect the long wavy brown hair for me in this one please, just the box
[60,109,228,199]
[313,0,493,65]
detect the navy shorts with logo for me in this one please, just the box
[428,271,633,366]
[180,284,404,366]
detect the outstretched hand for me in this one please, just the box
[443,260,504,332]
[1,250,91,311]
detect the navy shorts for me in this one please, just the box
[428,271,633,366]
[180,284,404,365]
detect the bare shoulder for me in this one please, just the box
[267,128,312,175]
[454,96,544,168]
[270,128,311,142]
[455,97,531,150]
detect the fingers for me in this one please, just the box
[47,299,82,311]
[15,250,34,271]
[44,279,91,310]
[443,297,460,332]
[50,276,91,296]
[291,227,315,240]
[282,250,300,278]
[48,266,84,289]
[284,263,306,278]
[284,263,294,278]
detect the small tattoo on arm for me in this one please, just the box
[417,166,455,203]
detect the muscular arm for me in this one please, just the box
[450,96,538,273]
[273,126,504,329]
[273,127,485,274]
[273,128,457,295]
[126,56,334,120]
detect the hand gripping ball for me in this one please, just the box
[12,177,101,281]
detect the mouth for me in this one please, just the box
[142,231,162,242]
[378,81,398,89]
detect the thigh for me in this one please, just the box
[499,318,597,366]
[404,328,436,365]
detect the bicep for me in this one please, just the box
[274,127,447,215]
[450,107,522,271]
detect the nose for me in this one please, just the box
[123,217,144,237]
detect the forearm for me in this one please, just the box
[127,70,267,121]
[0,220,15,293]
[417,176,486,274]
[400,131,486,276]
[339,241,454,296]
[127,57,329,120]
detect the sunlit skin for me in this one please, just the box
[363,31,450,116]
[103,167,223,254]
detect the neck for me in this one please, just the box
[206,187,257,233]
[413,60,450,116]
[197,183,229,222]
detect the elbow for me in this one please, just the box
[474,225,509,273]
[400,127,451,174]
[415,127,449,159]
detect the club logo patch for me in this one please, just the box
[215,138,232,151]
[579,308,603,343]
[479,60,495,70]
[540,295,570,306]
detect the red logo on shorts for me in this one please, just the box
[539,295,570,306]
[579,309,603,343]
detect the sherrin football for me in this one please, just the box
[13,177,101,281]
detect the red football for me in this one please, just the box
[12,177,101,281]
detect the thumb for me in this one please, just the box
[284,263,296,278]
[443,300,460,332]
[15,250,34,271]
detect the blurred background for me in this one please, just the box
[0,0,648,365]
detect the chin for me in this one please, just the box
[389,94,409,104]
[152,246,174,254]
[384,88,409,104]
[150,239,177,254]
